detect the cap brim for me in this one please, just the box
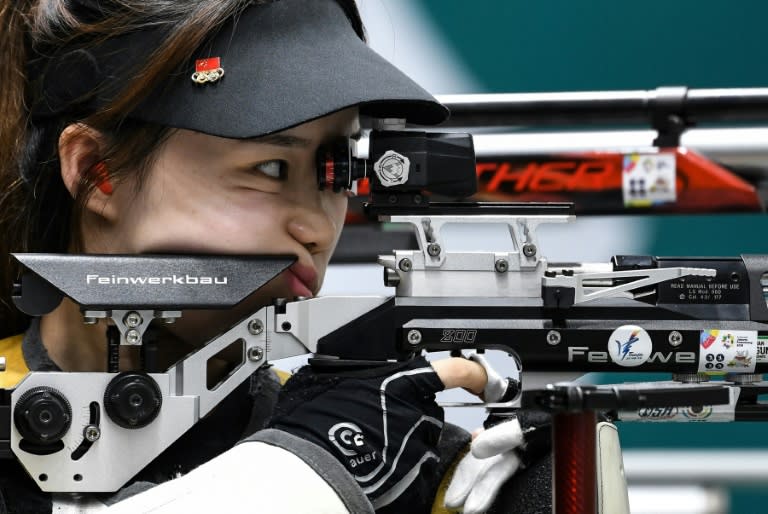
[131,0,449,138]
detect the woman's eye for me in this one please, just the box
[253,160,286,179]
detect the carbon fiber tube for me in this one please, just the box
[434,87,768,128]
[553,411,597,514]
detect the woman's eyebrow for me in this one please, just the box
[241,127,361,148]
[243,134,313,148]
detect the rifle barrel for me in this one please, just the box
[434,87,768,128]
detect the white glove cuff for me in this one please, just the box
[469,353,507,403]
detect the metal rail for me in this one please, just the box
[434,87,768,128]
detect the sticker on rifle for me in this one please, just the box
[622,152,676,207]
[620,386,737,422]
[759,336,768,363]
[698,329,757,373]
[373,150,410,187]
[607,325,653,367]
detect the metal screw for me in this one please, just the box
[384,268,401,287]
[427,243,441,257]
[125,329,141,345]
[162,317,176,324]
[668,331,683,347]
[546,330,562,346]
[495,259,509,273]
[83,317,98,325]
[522,244,537,258]
[123,311,143,328]
[247,347,264,362]
[407,330,422,345]
[388,195,398,204]
[399,258,413,272]
[413,194,423,205]
[248,319,264,335]
[83,425,101,442]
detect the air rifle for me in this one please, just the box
[0,125,763,514]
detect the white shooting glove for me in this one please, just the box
[445,354,550,514]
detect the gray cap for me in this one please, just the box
[30,0,449,137]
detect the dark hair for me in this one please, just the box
[0,0,365,336]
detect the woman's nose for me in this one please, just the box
[286,202,340,254]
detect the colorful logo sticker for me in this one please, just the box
[622,152,676,207]
[699,329,757,373]
[607,325,653,367]
[701,330,718,349]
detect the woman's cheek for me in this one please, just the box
[327,194,349,234]
[125,201,284,255]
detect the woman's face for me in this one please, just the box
[83,108,358,342]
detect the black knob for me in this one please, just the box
[104,372,162,429]
[14,386,72,445]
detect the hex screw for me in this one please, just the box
[248,319,264,335]
[247,347,264,362]
[495,259,509,273]
[83,317,98,325]
[407,330,422,345]
[84,425,101,442]
[547,330,562,346]
[668,331,683,347]
[523,244,537,258]
[427,243,441,257]
[123,311,143,328]
[125,329,141,345]
[162,317,176,324]
[399,258,413,272]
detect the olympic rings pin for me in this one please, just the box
[192,57,225,85]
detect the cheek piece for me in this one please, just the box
[88,161,113,195]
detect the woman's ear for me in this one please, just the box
[58,124,117,222]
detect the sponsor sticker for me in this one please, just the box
[758,336,768,363]
[698,329,757,373]
[618,383,738,422]
[607,325,653,367]
[622,152,676,207]
[636,406,679,420]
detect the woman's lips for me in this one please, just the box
[284,263,318,298]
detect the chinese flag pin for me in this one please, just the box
[191,57,225,85]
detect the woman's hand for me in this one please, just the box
[266,355,492,513]
[430,356,489,394]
